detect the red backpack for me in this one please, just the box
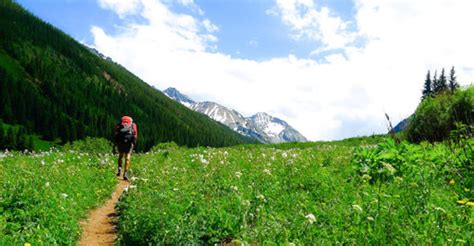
[117,116,135,144]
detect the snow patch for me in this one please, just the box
[264,122,285,136]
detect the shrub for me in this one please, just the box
[63,137,112,154]
[406,86,473,143]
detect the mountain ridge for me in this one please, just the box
[163,87,308,143]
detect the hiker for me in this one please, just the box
[113,116,138,181]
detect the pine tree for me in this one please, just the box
[27,136,34,151]
[433,68,448,95]
[432,70,438,94]
[448,66,459,93]
[422,70,432,99]
[0,127,5,149]
[6,127,16,150]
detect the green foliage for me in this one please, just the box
[63,137,113,154]
[0,150,117,245]
[0,0,252,151]
[407,86,473,143]
[0,121,34,151]
[149,141,180,152]
[116,138,473,244]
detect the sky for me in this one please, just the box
[17,0,474,141]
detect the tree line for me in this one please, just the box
[422,66,459,99]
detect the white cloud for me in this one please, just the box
[274,0,358,52]
[91,0,474,141]
[98,0,142,18]
[202,19,219,33]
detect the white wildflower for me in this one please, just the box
[382,162,396,175]
[305,213,316,224]
[235,171,242,179]
[230,186,239,192]
[60,193,68,199]
[263,169,272,175]
[41,160,45,166]
[45,182,50,187]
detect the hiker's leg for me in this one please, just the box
[124,144,134,172]
[118,152,124,169]
[117,152,124,176]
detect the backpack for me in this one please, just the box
[118,121,135,144]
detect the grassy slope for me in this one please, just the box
[116,137,473,244]
[0,151,117,245]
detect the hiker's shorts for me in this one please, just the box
[118,142,134,155]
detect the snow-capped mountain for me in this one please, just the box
[163,87,307,143]
[248,112,307,143]
[163,87,196,108]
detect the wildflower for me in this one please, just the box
[256,194,265,201]
[41,160,45,166]
[352,204,363,213]
[466,202,474,207]
[457,199,468,205]
[45,182,50,187]
[235,171,242,179]
[382,162,396,175]
[263,169,272,175]
[362,174,372,181]
[24,243,31,246]
[60,193,68,199]
[448,179,455,185]
[282,152,288,158]
[243,200,250,206]
[305,213,316,224]
[230,186,238,192]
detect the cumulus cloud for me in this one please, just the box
[91,0,474,141]
[98,0,142,18]
[273,0,358,52]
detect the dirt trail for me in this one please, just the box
[78,179,129,246]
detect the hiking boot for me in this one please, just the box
[123,171,129,181]
[116,167,121,177]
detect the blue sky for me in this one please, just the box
[17,0,357,61]
[14,0,474,141]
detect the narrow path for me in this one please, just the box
[78,179,129,246]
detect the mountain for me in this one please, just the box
[163,88,308,143]
[248,112,307,143]
[163,87,196,108]
[0,0,253,151]
[393,117,410,133]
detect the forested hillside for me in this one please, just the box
[0,0,252,150]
